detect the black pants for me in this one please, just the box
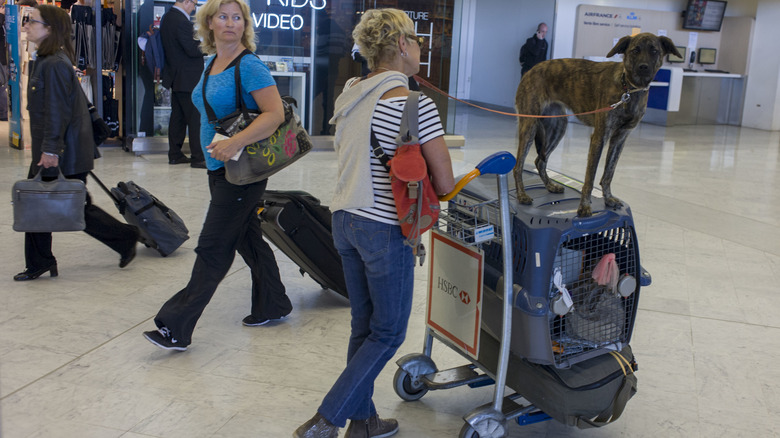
[154,170,291,345]
[23,172,137,269]
[168,90,205,162]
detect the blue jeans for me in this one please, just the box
[318,211,415,427]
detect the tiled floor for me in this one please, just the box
[1,104,779,438]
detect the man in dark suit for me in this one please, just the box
[161,0,205,168]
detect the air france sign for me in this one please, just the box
[252,0,326,31]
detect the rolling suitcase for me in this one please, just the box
[258,190,348,299]
[89,172,189,256]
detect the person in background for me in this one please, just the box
[143,0,291,352]
[294,8,454,438]
[161,0,207,168]
[15,5,138,281]
[519,22,549,76]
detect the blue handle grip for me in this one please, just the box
[475,151,516,175]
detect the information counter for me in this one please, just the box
[645,67,745,126]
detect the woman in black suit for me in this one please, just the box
[15,5,138,281]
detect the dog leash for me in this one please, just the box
[412,74,644,119]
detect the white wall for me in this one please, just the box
[741,0,780,130]
[464,0,554,108]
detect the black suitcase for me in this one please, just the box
[89,172,189,257]
[258,190,348,299]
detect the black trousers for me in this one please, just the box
[154,170,291,345]
[168,90,205,162]
[23,172,137,269]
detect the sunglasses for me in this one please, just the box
[22,15,47,26]
[408,35,425,46]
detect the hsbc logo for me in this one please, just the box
[437,277,472,306]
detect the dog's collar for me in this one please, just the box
[612,72,650,108]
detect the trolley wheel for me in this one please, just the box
[458,423,480,438]
[393,367,429,401]
[459,418,505,438]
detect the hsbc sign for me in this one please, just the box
[427,231,483,359]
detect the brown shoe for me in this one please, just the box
[294,413,339,438]
[345,414,398,438]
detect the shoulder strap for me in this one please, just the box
[370,91,421,171]
[396,91,420,145]
[201,48,253,123]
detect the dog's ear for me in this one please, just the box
[658,36,682,58]
[607,36,632,58]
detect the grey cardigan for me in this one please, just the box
[328,71,408,212]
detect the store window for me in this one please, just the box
[127,0,456,141]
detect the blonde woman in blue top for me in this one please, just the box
[143,0,292,351]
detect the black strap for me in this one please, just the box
[370,130,391,171]
[369,91,420,172]
[201,48,254,125]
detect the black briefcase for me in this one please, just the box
[12,168,87,232]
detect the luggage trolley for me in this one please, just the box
[392,152,651,437]
[393,151,523,438]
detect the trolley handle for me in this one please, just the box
[439,151,516,202]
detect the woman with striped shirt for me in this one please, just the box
[294,8,454,438]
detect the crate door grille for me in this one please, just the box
[549,225,638,365]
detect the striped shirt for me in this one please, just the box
[347,94,445,225]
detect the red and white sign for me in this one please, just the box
[427,230,483,359]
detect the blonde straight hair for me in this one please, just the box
[194,0,257,55]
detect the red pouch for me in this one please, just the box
[389,143,440,242]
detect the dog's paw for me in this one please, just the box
[577,204,592,217]
[546,182,564,194]
[605,196,624,209]
[517,192,533,205]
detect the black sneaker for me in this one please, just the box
[241,314,289,327]
[143,327,188,351]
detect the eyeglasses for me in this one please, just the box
[22,16,47,26]
[408,35,425,46]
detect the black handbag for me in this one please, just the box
[202,49,312,185]
[12,168,87,232]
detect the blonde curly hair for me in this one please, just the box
[352,9,415,71]
[194,0,257,55]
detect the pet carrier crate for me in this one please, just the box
[451,167,649,368]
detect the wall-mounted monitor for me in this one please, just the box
[683,0,727,31]
[668,46,686,63]
[698,48,717,64]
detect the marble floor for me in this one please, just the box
[1,104,779,438]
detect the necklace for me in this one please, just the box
[373,67,392,73]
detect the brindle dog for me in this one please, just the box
[513,33,680,217]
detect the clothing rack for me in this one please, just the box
[71,3,122,136]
